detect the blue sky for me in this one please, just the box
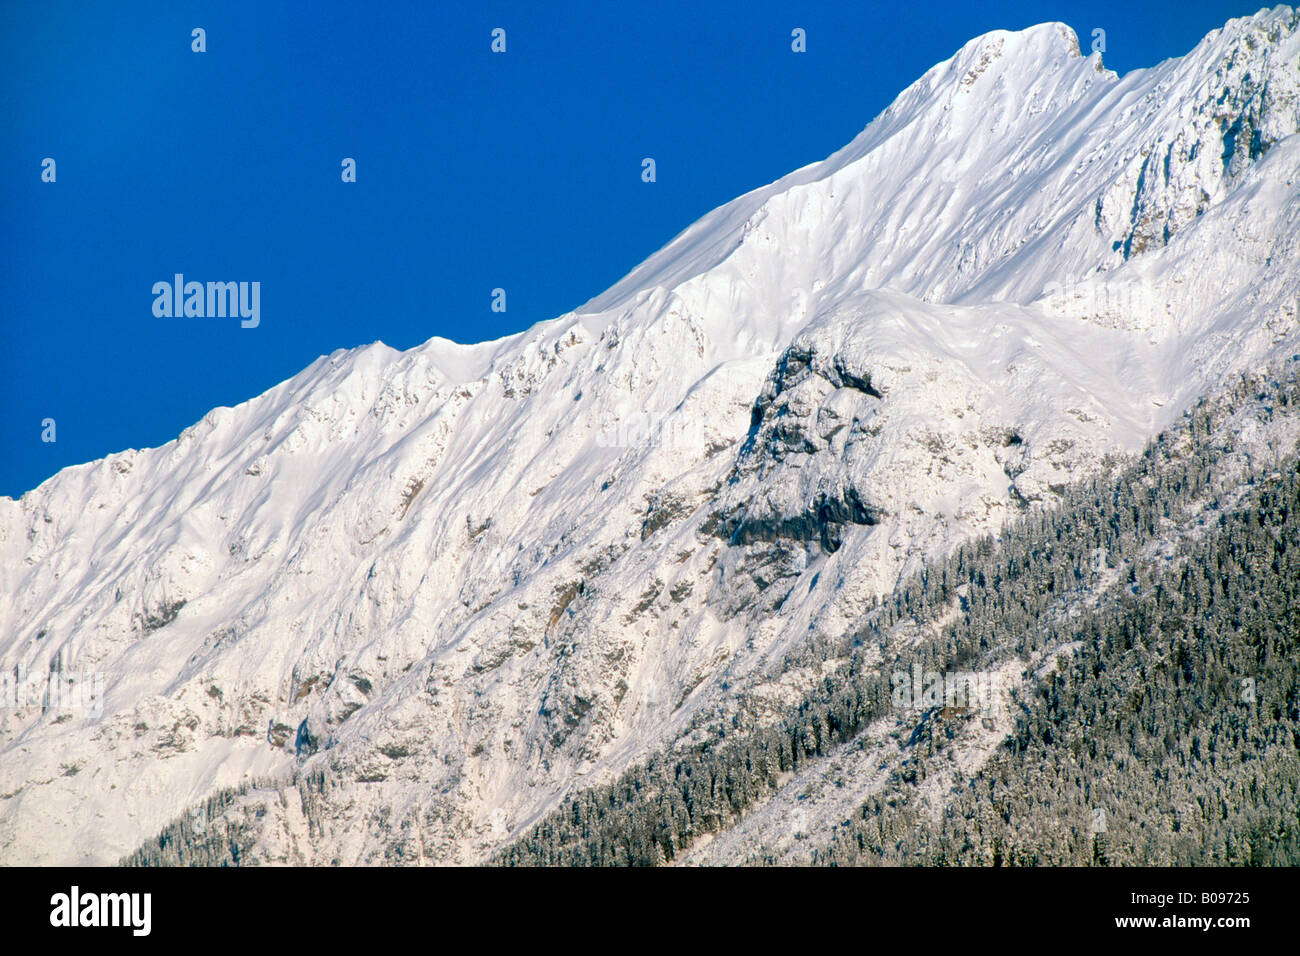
[0,0,1267,497]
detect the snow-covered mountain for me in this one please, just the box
[3,8,1299,865]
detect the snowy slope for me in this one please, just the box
[2,8,1299,865]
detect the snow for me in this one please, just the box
[2,8,1299,865]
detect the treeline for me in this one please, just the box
[123,770,330,867]
[493,364,1300,866]
[121,784,257,867]
[816,456,1300,865]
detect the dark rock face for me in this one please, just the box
[295,718,320,757]
[699,339,890,616]
[716,487,881,555]
[725,340,886,555]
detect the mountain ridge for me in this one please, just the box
[3,8,1299,865]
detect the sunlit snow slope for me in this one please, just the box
[2,8,1299,864]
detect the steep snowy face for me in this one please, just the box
[587,11,1300,319]
[2,10,1299,866]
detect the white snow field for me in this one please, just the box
[2,8,1299,864]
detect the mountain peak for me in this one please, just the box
[955,21,1085,65]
